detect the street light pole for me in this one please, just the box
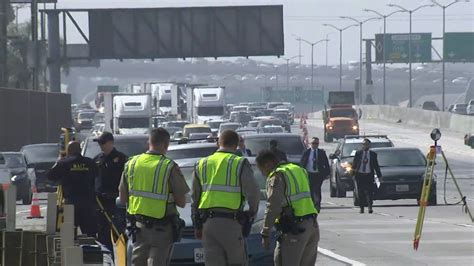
[283,55,300,92]
[389,4,434,108]
[341,16,380,105]
[323,23,357,91]
[364,9,406,105]
[432,0,468,111]
[300,38,328,111]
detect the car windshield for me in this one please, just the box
[245,136,304,155]
[159,99,171,107]
[342,142,393,157]
[118,118,149,128]
[3,154,26,168]
[262,127,283,133]
[83,138,148,158]
[184,127,211,137]
[78,112,95,119]
[164,127,181,136]
[22,145,59,164]
[259,120,282,127]
[197,106,224,116]
[166,122,189,129]
[271,113,288,120]
[167,146,218,160]
[180,164,266,199]
[220,124,240,132]
[329,109,356,118]
[376,150,426,167]
[207,121,223,129]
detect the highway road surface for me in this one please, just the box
[14,116,474,266]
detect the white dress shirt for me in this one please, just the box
[358,150,371,174]
[306,148,319,174]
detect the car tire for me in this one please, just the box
[330,179,336,197]
[335,175,346,198]
[325,133,333,143]
[428,186,437,206]
[22,183,32,205]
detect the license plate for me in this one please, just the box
[194,248,205,263]
[396,184,409,192]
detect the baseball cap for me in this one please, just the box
[93,131,114,144]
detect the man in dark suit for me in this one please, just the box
[236,136,252,157]
[352,139,382,214]
[300,137,330,211]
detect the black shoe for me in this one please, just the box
[360,208,364,213]
[368,207,373,214]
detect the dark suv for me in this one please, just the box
[328,135,394,197]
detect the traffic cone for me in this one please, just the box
[27,186,43,219]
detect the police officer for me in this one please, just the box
[191,130,260,266]
[256,150,319,266]
[118,128,189,266]
[93,132,128,256]
[47,141,98,237]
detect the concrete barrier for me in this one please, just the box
[359,105,474,133]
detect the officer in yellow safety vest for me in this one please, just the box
[256,150,320,266]
[119,128,190,266]
[191,130,260,266]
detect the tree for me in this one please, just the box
[7,21,32,89]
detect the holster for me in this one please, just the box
[236,211,254,237]
[126,214,139,243]
[171,216,186,242]
[275,212,306,235]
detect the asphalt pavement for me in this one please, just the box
[305,116,474,266]
[13,117,474,265]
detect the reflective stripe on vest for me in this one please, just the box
[270,163,318,216]
[196,151,245,210]
[127,153,175,219]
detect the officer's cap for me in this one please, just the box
[94,131,114,144]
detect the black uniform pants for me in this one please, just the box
[97,196,117,256]
[308,172,324,211]
[355,173,374,208]
[74,203,98,237]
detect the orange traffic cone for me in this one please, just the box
[27,186,43,219]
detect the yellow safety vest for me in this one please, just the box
[196,151,245,210]
[127,153,175,219]
[270,163,318,216]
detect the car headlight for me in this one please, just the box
[326,123,333,129]
[352,125,358,130]
[250,219,265,235]
[340,162,352,173]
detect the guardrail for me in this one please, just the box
[360,105,474,133]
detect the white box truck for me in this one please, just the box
[190,87,225,124]
[150,83,175,115]
[103,93,152,135]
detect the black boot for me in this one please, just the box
[368,205,373,214]
[360,207,364,213]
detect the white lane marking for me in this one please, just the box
[376,212,391,217]
[326,201,336,206]
[457,223,474,228]
[317,247,366,266]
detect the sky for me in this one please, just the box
[15,0,474,65]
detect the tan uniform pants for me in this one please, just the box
[202,217,247,266]
[132,222,174,266]
[274,218,320,266]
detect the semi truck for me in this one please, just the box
[322,91,360,142]
[150,83,174,115]
[103,93,152,135]
[187,86,225,124]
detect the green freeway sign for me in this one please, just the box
[375,33,432,63]
[444,32,474,62]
